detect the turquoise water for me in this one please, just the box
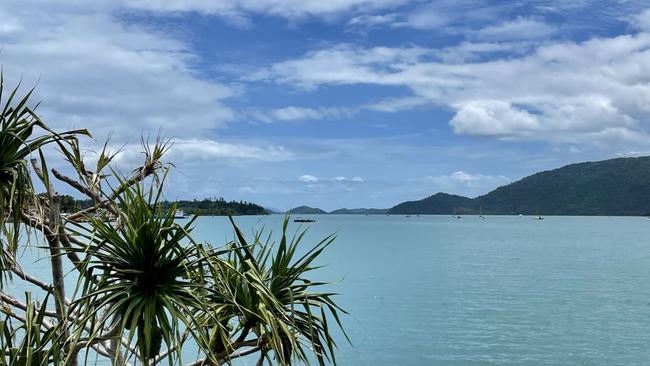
[11,215,650,365]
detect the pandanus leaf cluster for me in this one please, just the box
[0,75,347,366]
[0,74,88,282]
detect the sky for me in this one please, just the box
[2,0,650,211]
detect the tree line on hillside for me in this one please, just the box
[163,198,267,215]
[389,157,650,216]
[56,195,267,216]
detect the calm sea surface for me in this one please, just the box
[12,215,650,365]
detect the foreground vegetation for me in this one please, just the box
[0,77,346,365]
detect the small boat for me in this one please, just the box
[293,218,316,223]
[534,215,544,220]
[453,208,461,219]
[174,210,186,219]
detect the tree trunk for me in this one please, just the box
[47,194,76,366]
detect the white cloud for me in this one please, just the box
[450,101,541,137]
[397,0,506,30]
[347,13,397,28]
[253,32,650,146]
[108,139,295,170]
[434,41,532,63]
[299,174,319,183]
[120,0,409,23]
[412,171,510,197]
[299,175,363,183]
[246,106,354,123]
[631,8,650,30]
[170,139,294,162]
[472,17,557,40]
[0,1,235,142]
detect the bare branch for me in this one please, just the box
[0,292,58,318]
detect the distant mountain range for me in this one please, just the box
[284,157,650,216]
[389,157,650,216]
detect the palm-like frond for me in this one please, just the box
[65,176,213,365]
[201,217,348,365]
[0,73,89,285]
[0,292,62,366]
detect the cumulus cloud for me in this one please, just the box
[252,32,650,146]
[450,101,541,137]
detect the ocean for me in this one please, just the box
[11,215,650,365]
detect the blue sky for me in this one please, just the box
[2,0,650,211]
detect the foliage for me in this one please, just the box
[163,198,267,216]
[197,216,347,365]
[66,178,214,364]
[0,293,61,366]
[0,76,347,366]
[388,193,475,215]
[0,74,87,287]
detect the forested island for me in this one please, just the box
[389,157,650,216]
[60,196,267,216]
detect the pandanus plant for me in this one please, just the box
[0,293,62,366]
[0,75,347,365]
[65,176,217,365]
[66,175,348,365]
[197,217,348,366]
[0,74,87,281]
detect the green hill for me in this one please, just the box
[388,157,650,216]
[287,206,328,214]
[61,196,267,216]
[389,193,475,215]
[172,199,267,216]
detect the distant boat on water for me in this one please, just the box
[174,209,185,219]
[294,218,316,223]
